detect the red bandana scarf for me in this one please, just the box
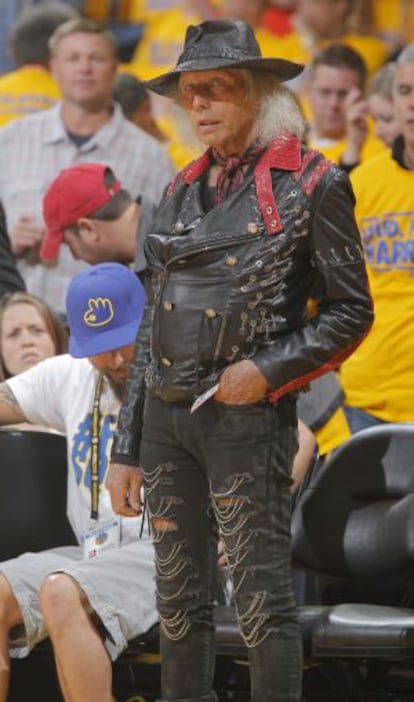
[211,141,263,204]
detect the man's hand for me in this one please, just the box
[106,462,144,517]
[10,215,45,258]
[215,359,269,404]
[342,86,369,166]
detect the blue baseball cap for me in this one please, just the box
[66,263,147,358]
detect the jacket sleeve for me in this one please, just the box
[253,167,374,400]
[110,294,151,466]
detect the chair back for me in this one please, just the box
[291,423,414,594]
[0,429,76,561]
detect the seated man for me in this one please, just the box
[0,262,153,702]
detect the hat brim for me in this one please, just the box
[69,315,143,359]
[143,57,304,96]
[40,230,63,262]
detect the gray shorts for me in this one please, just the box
[1,530,156,661]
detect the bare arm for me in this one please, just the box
[341,87,369,168]
[291,419,317,494]
[0,383,27,425]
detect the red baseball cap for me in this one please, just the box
[41,163,121,261]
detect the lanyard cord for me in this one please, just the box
[90,374,104,520]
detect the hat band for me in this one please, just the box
[180,46,259,63]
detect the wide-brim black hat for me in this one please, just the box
[143,19,304,96]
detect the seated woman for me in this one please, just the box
[0,291,67,429]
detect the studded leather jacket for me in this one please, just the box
[111,135,373,464]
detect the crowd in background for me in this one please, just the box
[0,2,411,699]
[0,0,411,454]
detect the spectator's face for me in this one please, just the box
[307,64,360,138]
[63,224,105,264]
[88,343,135,399]
[63,203,136,264]
[51,32,118,110]
[298,0,350,37]
[368,93,399,148]
[393,61,414,150]
[1,303,56,376]
[179,69,258,157]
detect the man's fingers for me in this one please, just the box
[107,462,144,517]
[117,504,141,517]
[126,492,143,514]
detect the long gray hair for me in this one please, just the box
[171,68,307,152]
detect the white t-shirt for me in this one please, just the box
[7,354,142,543]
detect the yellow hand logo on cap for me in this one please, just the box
[83,297,114,327]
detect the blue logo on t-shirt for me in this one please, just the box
[71,413,117,487]
[361,212,414,272]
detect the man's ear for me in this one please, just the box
[77,218,101,242]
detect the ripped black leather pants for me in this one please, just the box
[140,393,302,702]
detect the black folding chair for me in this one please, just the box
[291,423,414,701]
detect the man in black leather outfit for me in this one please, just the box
[107,19,374,702]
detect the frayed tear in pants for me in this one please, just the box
[140,393,302,702]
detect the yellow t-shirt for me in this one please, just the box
[314,406,351,457]
[339,148,414,422]
[371,0,414,47]
[157,115,201,170]
[0,66,60,127]
[275,31,389,85]
[129,6,201,82]
[307,132,385,166]
[83,0,179,23]
[252,25,287,60]
[83,0,222,23]
[128,6,280,82]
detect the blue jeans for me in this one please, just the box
[140,394,302,702]
[343,405,387,435]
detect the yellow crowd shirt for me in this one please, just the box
[339,146,414,422]
[83,0,179,23]
[313,406,351,457]
[276,31,389,84]
[307,132,385,166]
[0,66,60,127]
[129,6,279,82]
[129,6,202,81]
[156,115,201,170]
[371,0,414,47]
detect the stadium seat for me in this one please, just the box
[291,423,414,700]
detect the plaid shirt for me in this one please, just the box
[0,102,175,314]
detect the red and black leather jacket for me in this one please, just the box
[111,134,373,465]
